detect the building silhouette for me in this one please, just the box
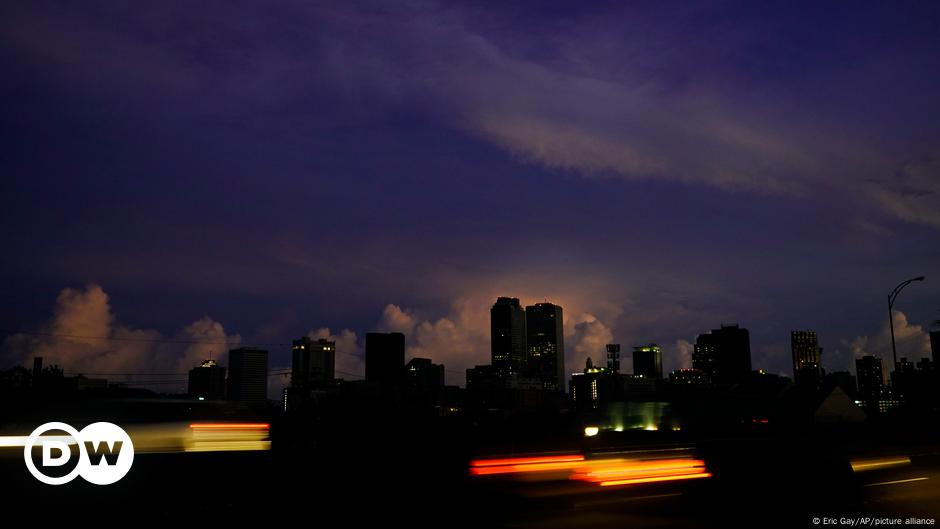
[228,347,268,407]
[692,324,752,384]
[891,357,916,399]
[606,344,621,373]
[526,302,565,392]
[291,336,336,390]
[405,357,445,405]
[855,355,884,400]
[188,359,226,400]
[366,332,405,387]
[491,297,527,379]
[669,368,708,385]
[570,358,613,410]
[932,330,940,361]
[633,344,663,379]
[791,330,824,388]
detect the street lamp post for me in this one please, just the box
[888,276,926,375]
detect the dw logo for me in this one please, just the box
[23,422,134,485]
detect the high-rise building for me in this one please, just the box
[791,331,824,387]
[692,324,752,384]
[405,357,444,403]
[291,336,336,390]
[669,368,708,386]
[366,332,405,387]
[188,359,226,400]
[491,297,527,379]
[569,358,613,411]
[855,355,884,402]
[931,330,940,362]
[526,302,565,392]
[606,344,621,373]
[228,347,268,407]
[633,344,663,379]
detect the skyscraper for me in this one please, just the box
[366,332,405,387]
[526,302,565,392]
[227,347,268,407]
[188,359,226,400]
[855,355,884,402]
[931,330,940,362]
[405,357,445,404]
[692,324,752,384]
[490,297,527,379]
[791,330,823,387]
[606,344,621,373]
[291,336,336,390]
[633,344,663,379]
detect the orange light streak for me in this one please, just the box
[189,423,270,429]
[599,472,713,487]
[470,455,584,467]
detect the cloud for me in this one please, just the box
[866,157,940,227]
[176,317,241,373]
[376,299,489,386]
[377,304,417,335]
[1,284,240,392]
[311,3,938,227]
[837,310,933,372]
[308,327,364,378]
[4,2,938,229]
[569,313,613,371]
[670,339,695,373]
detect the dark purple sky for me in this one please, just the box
[2,1,939,391]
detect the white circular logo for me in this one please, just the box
[23,421,134,485]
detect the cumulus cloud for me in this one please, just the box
[376,295,626,385]
[308,327,364,378]
[1,284,240,392]
[376,298,490,386]
[569,313,613,371]
[670,339,695,374]
[836,310,933,372]
[377,304,417,335]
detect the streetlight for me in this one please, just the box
[888,276,926,373]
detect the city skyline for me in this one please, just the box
[2,2,939,395]
[3,288,936,398]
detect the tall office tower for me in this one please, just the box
[526,302,565,391]
[606,344,621,373]
[227,347,268,407]
[791,330,824,387]
[491,297,527,379]
[633,344,663,379]
[855,355,885,402]
[692,324,752,384]
[291,336,336,389]
[932,330,940,362]
[405,357,445,402]
[366,332,406,387]
[188,359,226,400]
